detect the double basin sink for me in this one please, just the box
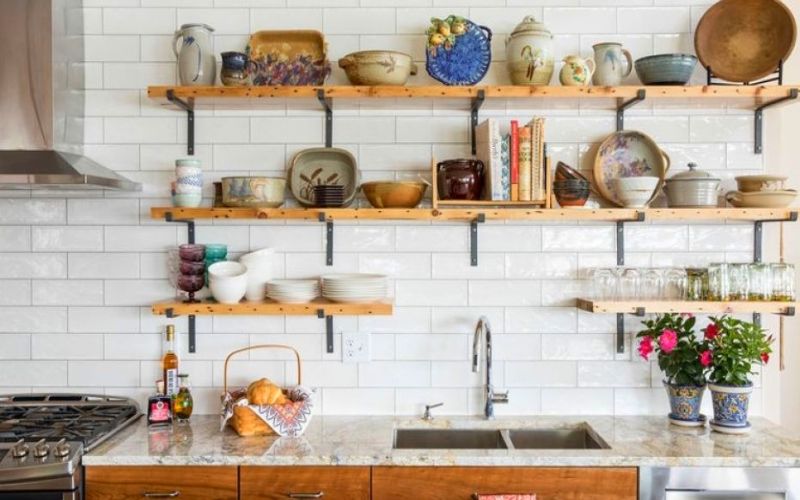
[393,425,609,450]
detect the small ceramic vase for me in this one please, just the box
[173,23,216,86]
[221,51,249,86]
[709,383,753,434]
[592,42,633,86]
[559,55,595,86]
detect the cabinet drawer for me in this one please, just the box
[85,466,237,500]
[240,466,370,500]
[372,466,637,500]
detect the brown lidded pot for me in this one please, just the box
[437,159,485,200]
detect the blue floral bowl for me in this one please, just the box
[426,16,492,86]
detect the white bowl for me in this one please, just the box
[208,261,248,304]
[239,248,276,302]
[613,177,659,208]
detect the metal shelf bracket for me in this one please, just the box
[470,90,486,155]
[614,213,646,353]
[754,88,798,154]
[470,213,486,267]
[317,89,333,148]
[616,89,646,132]
[166,89,195,156]
[164,308,196,353]
[317,309,334,353]
[164,212,195,244]
[319,212,334,266]
[634,307,646,317]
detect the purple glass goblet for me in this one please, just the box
[178,244,205,262]
[177,274,204,303]
[179,260,206,275]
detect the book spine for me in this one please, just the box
[537,118,546,200]
[500,133,511,201]
[490,120,503,200]
[518,126,532,201]
[510,120,519,201]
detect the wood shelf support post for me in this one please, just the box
[616,89,646,132]
[470,90,486,155]
[166,89,195,156]
[470,213,486,267]
[317,89,333,148]
[754,88,798,154]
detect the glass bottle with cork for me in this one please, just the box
[162,325,179,398]
[173,374,194,422]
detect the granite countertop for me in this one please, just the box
[82,414,800,468]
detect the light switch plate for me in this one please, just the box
[342,331,370,363]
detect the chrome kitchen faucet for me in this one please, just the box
[472,316,509,419]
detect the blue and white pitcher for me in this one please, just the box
[173,23,216,86]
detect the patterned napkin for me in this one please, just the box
[221,386,314,437]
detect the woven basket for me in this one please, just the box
[221,344,313,437]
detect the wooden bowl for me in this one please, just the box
[695,0,796,83]
[361,181,427,208]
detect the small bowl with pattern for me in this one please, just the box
[635,54,698,85]
[339,51,418,86]
[221,177,286,208]
[553,179,590,207]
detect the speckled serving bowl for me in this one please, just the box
[635,54,698,85]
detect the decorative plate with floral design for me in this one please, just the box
[425,16,492,86]
[593,130,671,207]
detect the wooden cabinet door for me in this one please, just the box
[85,466,237,500]
[372,466,637,500]
[240,466,370,500]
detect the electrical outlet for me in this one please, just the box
[342,331,370,363]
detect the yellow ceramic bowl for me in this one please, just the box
[361,181,427,209]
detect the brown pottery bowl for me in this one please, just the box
[362,181,427,208]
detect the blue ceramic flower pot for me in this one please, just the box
[664,381,705,422]
[710,383,752,429]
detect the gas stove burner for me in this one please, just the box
[0,394,141,451]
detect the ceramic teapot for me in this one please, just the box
[173,23,216,86]
[559,55,595,86]
[505,16,554,85]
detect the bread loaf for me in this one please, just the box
[246,378,288,405]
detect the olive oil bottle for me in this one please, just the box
[162,325,179,397]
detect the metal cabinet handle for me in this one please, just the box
[287,492,324,498]
[143,492,180,498]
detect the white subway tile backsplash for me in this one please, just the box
[0,1,766,416]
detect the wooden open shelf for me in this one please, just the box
[152,298,393,317]
[577,298,797,315]
[148,85,800,110]
[151,206,798,222]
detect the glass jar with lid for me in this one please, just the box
[728,263,751,301]
[748,263,772,301]
[708,263,730,301]
[686,268,708,301]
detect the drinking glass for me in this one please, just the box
[708,263,730,301]
[728,263,750,301]
[178,244,205,261]
[593,268,617,300]
[686,268,708,301]
[771,263,795,301]
[619,268,640,300]
[664,268,687,300]
[641,268,664,300]
[748,263,772,301]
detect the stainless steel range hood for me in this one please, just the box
[0,0,140,191]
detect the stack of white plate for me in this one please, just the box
[321,274,388,303]
[266,280,320,304]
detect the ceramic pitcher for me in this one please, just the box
[592,42,633,86]
[559,55,595,86]
[173,23,216,86]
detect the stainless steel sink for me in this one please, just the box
[393,426,609,450]
[393,429,508,449]
[507,428,609,450]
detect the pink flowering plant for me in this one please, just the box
[704,316,773,386]
[636,313,709,386]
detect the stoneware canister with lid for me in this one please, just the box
[506,16,554,85]
[663,162,721,208]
